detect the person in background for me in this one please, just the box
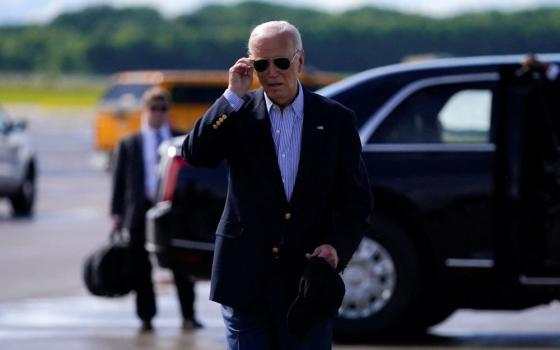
[522,53,559,81]
[110,86,202,332]
[182,21,372,349]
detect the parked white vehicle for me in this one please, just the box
[0,106,36,216]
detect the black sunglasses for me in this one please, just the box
[252,51,300,73]
[149,105,169,112]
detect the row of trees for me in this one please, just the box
[1,2,560,74]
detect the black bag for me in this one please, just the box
[83,232,132,297]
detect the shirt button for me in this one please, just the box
[284,212,292,220]
[281,153,286,158]
[272,247,280,254]
[276,130,280,134]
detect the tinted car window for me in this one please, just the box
[370,83,494,144]
[326,77,404,129]
[100,84,152,103]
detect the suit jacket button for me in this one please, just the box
[212,124,218,129]
[284,212,292,220]
[272,247,279,254]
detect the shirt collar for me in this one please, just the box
[141,119,171,138]
[263,81,304,120]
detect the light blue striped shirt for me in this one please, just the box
[223,83,304,201]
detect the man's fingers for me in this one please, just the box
[305,253,337,268]
[231,59,253,76]
[306,246,338,268]
[228,58,254,97]
[305,249,319,259]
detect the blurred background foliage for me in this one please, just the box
[1,1,559,75]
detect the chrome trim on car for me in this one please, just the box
[170,239,215,251]
[319,53,560,99]
[358,73,500,146]
[519,276,560,286]
[445,258,495,268]
[145,242,165,253]
[362,143,496,153]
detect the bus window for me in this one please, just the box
[100,84,152,103]
[171,86,226,103]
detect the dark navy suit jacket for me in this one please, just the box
[182,87,372,310]
[111,130,181,244]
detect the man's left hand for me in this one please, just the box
[306,244,338,269]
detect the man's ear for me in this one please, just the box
[297,50,305,74]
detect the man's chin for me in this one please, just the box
[267,95,288,106]
[264,85,283,94]
[264,89,284,99]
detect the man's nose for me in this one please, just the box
[264,64,280,77]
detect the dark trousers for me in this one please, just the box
[171,264,197,319]
[221,260,333,350]
[130,247,157,323]
[222,306,333,350]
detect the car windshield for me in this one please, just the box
[100,84,152,103]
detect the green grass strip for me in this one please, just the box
[0,86,104,107]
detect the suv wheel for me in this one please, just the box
[335,215,426,340]
[10,164,36,217]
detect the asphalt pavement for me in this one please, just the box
[1,283,560,350]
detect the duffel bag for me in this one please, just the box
[83,231,132,297]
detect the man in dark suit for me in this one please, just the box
[111,87,202,332]
[182,21,372,349]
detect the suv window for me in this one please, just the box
[369,83,494,144]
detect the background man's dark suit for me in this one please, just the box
[111,132,157,323]
[182,87,372,310]
[111,130,197,325]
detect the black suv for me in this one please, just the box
[147,54,560,338]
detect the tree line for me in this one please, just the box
[1,1,559,75]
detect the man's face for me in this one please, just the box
[250,32,303,108]
[145,99,169,129]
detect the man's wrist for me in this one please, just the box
[223,89,244,112]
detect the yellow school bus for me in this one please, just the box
[94,69,341,155]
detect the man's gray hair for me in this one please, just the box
[247,21,303,56]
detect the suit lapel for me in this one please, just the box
[249,90,289,205]
[133,134,145,197]
[246,88,326,207]
[289,90,325,207]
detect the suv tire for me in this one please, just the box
[10,164,36,217]
[334,215,427,340]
